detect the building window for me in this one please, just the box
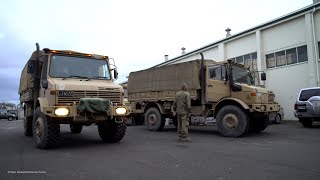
[266,53,275,68]
[297,45,308,62]
[230,52,257,70]
[236,56,244,64]
[318,42,320,60]
[244,54,251,68]
[251,52,257,71]
[276,51,286,66]
[286,48,297,65]
[266,45,308,69]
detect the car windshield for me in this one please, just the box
[49,55,111,80]
[232,65,254,85]
[299,89,320,101]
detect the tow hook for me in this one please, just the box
[114,118,123,124]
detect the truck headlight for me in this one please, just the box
[116,107,127,115]
[54,108,69,116]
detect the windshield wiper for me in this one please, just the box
[62,75,90,80]
[91,76,109,80]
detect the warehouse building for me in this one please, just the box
[155,1,320,120]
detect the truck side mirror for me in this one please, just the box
[261,72,266,81]
[114,69,118,80]
[27,60,35,74]
[42,79,48,89]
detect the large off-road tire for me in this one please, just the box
[33,107,60,149]
[98,120,126,143]
[70,124,83,134]
[274,114,282,124]
[216,105,249,137]
[300,118,313,128]
[24,116,33,136]
[249,116,269,133]
[145,107,166,131]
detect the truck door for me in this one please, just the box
[206,65,230,102]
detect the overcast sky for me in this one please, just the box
[0,0,312,103]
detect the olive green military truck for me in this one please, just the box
[127,55,279,137]
[19,43,130,149]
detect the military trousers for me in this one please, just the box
[177,114,189,138]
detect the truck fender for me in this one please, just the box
[214,97,250,117]
[144,102,167,115]
[155,102,167,114]
[37,97,49,112]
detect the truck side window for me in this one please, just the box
[209,66,226,81]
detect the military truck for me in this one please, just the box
[127,55,279,137]
[19,43,130,149]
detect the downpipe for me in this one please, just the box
[199,53,206,115]
[311,7,320,86]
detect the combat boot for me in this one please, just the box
[179,137,191,142]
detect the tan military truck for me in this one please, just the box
[127,55,279,137]
[19,43,130,149]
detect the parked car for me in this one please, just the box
[7,110,18,120]
[269,106,284,124]
[294,87,320,127]
[0,109,16,121]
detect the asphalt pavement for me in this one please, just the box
[0,119,320,180]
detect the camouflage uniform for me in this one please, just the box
[173,90,191,140]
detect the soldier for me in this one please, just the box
[173,83,191,142]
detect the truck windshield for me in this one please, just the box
[49,55,111,80]
[232,66,254,85]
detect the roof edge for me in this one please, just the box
[154,2,320,68]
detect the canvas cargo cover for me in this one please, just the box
[19,50,46,94]
[128,60,211,94]
[78,98,111,113]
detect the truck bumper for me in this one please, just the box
[294,111,320,120]
[252,103,279,113]
[41,104,131,118]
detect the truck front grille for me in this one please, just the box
[57,90,121,105]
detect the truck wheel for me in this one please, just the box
[33,107,60,149]
[216,105,249,137]
[70,124,83,133]
[274,114,282,124]
[249,116,269,133]
[24,116,33,136]
[300,118,313,128]
[145,107,165,131]
[8,117,13,121]
[98,120,126,143]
